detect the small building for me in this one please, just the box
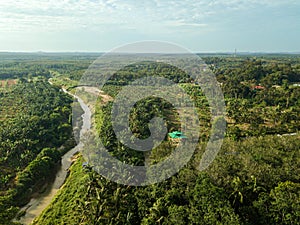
[168,131,187,139]
[253,85,265,90]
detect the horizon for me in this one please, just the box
[1,51,300,55]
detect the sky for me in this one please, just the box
[0,0,299,52]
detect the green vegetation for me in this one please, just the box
[0,77,75,224]
[0,53,299,224]
[211,58,300,138]
[32,155,89,225]
[33,135,300,225]
[34,54,299,225]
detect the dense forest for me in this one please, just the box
[33,135,300,225]
[0,75,75,224]
[0,53,299,224]
[36,54,300,225]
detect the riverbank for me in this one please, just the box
[16,87,92,225]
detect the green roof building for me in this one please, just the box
[168,131,187,139]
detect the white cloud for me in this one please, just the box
[0,0,299,51]
[1,0,297,34]
[0,0,212,33]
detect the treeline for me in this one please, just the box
[0,62,50,80]
[0,53,95,81]
[213,58,300,98]
[1,148,62,223]
[13,148,61,204]
[98,62,192,86]
[0,80,74,224]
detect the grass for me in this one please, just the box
[49,71,78,91]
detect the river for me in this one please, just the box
[16,89,92,225]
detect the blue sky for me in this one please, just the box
[0,0,299,52]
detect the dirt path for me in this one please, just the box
[77,86,113,103]
[74,86,113,106]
